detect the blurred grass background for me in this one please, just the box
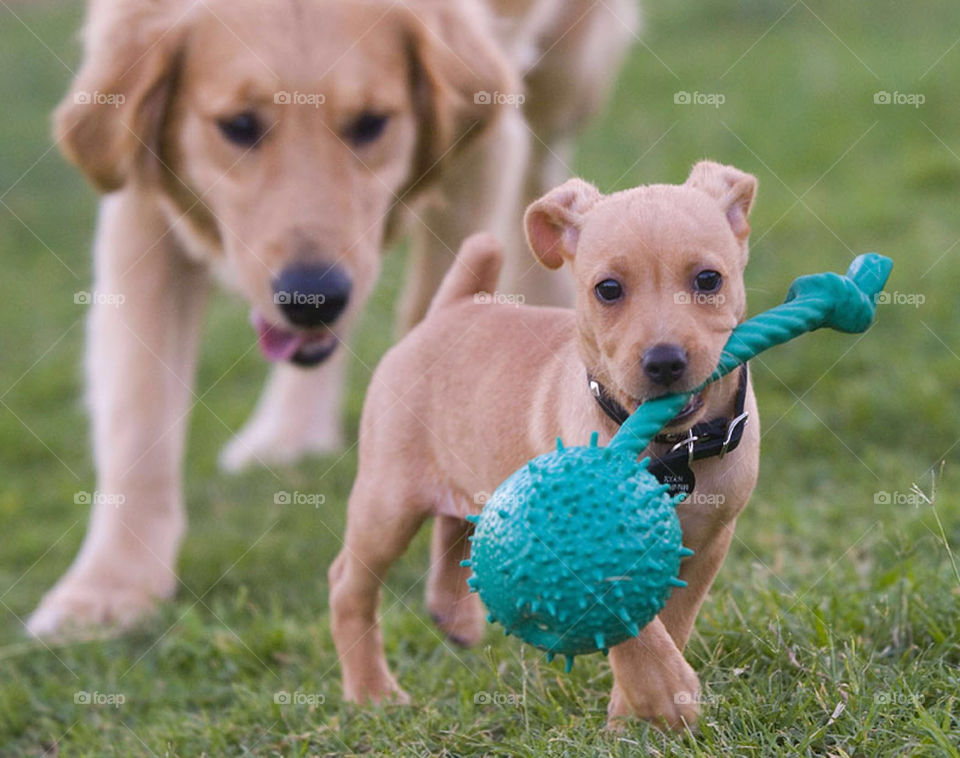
[1,0,958,754]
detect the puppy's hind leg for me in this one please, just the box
[426,515,484,647]
[329,479,431,705]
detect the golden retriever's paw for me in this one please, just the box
[219,418,344,473]
[26,577,168,639]
[606,660,701,732]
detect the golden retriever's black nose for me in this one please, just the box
[642,343,688,386]
[273,263,352,327]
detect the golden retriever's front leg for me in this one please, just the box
[607,617,701,731]
[27,191,208,637]
[219,350,346,473]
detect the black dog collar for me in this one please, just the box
[587,365,750,498]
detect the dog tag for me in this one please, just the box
[648,460,696,500]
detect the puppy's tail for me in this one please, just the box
[428,232,504,315]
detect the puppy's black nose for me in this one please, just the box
[273,263,351,327]
[642,343,688,386]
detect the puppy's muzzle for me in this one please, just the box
[273,262,352,328]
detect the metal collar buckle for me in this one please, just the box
[669,429,699,466]
[719,411,749,458]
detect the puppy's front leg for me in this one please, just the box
[610,433,758,728]
[659,521,737,651]
[608,617,701,731]
[659,420,759,649]
[28,190,207,637]
[607,520,739,729]
[329,479,430,704]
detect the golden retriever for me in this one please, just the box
[28,0,636,636]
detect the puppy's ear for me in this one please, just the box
[524,178,602,269]
[399,3,515,196]
[53,1,185,193]
[686,161,758,242]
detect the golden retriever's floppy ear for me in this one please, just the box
[53,0,186,193]
[400,1,515,194]
[685,160,758,243]
[524,178,602,270]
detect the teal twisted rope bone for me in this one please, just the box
[609,253,894,456]
[465,253,893,670]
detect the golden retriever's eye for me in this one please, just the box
[694,270,722,292]
[595,278,623,303]
[345,112,389,147]
[217,112,264,147]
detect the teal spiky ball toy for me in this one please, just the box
[464,254,893,670]
[465,432,690,662]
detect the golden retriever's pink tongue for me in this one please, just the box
[252,311,306,362]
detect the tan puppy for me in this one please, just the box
[28,0,637,636]
[330,161,761,729]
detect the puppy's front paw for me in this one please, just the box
[342,671,411,706]
[26,574,172,639]
[607,656,701,731]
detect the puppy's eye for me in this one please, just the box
[217,112,264,147]
[595,279,623,303]
[694,270,722,292]
[345,112,389,147]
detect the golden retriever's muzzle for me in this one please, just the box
[253,262,352,367]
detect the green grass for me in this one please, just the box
[2,0,959,754]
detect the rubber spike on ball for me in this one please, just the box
[465,255,892,665]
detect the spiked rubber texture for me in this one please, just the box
[466,432,690,663]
